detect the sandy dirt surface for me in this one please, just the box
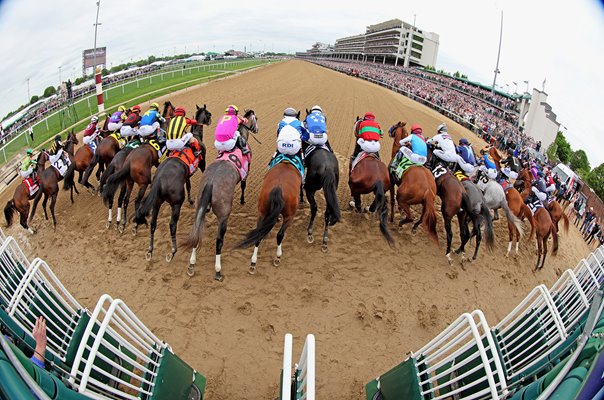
[1,60,593,399]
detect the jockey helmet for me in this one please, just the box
[55,135,62,141]
[459,138,469,145]
[174,107,186,116]
[118,105,126,112]
[225,105,239,115]
[437,123,447,133]
[410,123,422,134]
[131,105,142,113]
[26,149,33,155]
[363,112,375,120]
[90,115,98,123]
[283,107,297,117]
[150,102,160,110]
[310,105,323,113]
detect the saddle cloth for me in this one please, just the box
[52,155,71,177]
[23,177,39,196]
[454,170,470,182]
[147,138,167,163]
[390,157,414,183]
[527,198,544,215]
[109,132,127,149]
[269,153,304,178]
[169,147,201,177]
[499,179,514,192]
[304,143,330,159]
[351,151,378,171]
[217,147,251,181]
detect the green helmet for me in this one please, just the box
[26,149,33,155]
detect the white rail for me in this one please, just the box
[0,236,31,307]
[296,334,315,400]
[549,269,590,333]
[281,333,293,400]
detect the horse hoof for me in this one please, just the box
[187,265,195,277]
[145,251,152,261]
[364,206,370,213]
[117,224,125,234]
[240,200,245,205]
[132,226,137,236]
[165,252,175,262]
[248,263,257,275]
[105,221,111,229]
[321,244,328,253]
[214,272,224,282]
[349,200,355,209]
[307,235,314,244]
[273,257,281,267]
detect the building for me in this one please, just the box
[296,42,334,58]
[520,89,560,151]
[301,19,439,68]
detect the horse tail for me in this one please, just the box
[375,181,394,246]
[422,188,439,245]
[4,200,15,227]
[480,202,495,252]
[561,212,570,234]
[523,204,535,241]
[322,170,340,226]
[551,222,559,255]
[185,183,213,249]
[237,187,284,248]
[503,202,524,239]
[99,161,115,193]
[82,149,100,184]
[63,163,76,191]
[133,176,161,226]
[102,161,130,207]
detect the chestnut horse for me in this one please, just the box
[533,207,559,269]
[237,162,302,274]
[80,114,117,191]
[66,127,111,192]
[388,121,438,243]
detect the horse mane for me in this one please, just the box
[162,101,173,118]
[243,109,255,119]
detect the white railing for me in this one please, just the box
[413,310,508,400]
[281,333,315,400]
[69,294,168,400]
[549,269,590,334]
[492,285,566,382]
[0,236,31,307]
[573,259,601,303]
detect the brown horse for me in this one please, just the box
[66,128,111,192]
[488,146,502,170]
[237,162,302,274]
[517,167,569,234]
[81,121,121,191]
[349,153,394,245]
[533,208,559,269]
[29,131,78,228]
[4,151,46,233]
[388,121,438,243]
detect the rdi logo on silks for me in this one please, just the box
[281,143,295,148]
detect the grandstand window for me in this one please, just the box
[413,35,424,42]
[411,50,422,58]
[412,43,423,51]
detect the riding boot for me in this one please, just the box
[389,151,403,172]
[237,136,250,155]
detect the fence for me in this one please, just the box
[281,333,315,400]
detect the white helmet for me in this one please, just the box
[310,105,323,113]
[91,115,99,123]
[283,107,297,117]
[437,123,447,133]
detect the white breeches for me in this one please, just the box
[546,184,556,193]
[358,138,380,153]
[308,132,328,146]
[278,132,302,155]
[107,122,123,131]
[167,133,193,151]
[502,168,518,180]
[82,134,97,145]
[401,146,427,165]
[138,122,160,137]
[532,187,547,202]
[120,125,138,137]
[433,149,457,163]
[215,137,237,152]
[20,168,33,179]
[479,165,498,180]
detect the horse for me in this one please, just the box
[81,115,123,192]
[186,110,258,281]
[29,132,78,228]
[301,110,341,252]
[533,207,559,270]
[237,161,302,275]
[348,151,394,246]
[388,121,438,243]
[65,128,112,192]
[455,179,495,262]
[99,142,136,229]
[4,151,47,233]
[488,145,502,170]
[161,101,176,127]
[102,104,212,234]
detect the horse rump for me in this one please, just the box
[185,183,213,249]
[237,187,284,248]
[101,160,131,207]
[322,171,340,226]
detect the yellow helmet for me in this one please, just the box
[225,105,239,115]
[118,105,126,112]
[150,102,160,110]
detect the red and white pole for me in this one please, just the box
[95,66,104,113]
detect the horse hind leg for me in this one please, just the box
[249,241,261,275]
[274,219,290,267]
[42,194,49,221]
[132,184,148,235]
[305,189,318,243]
[145,204,160,261]
[444,218,454,265]
[186,177,194,205]
[240,180,247,205]
[50,193,58,229]
[166,203,182,262]
[214,219,228,281]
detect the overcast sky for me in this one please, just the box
[0,0,603,166]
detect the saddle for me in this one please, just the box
[304,143,331,159]
[351,151,378,171]
[499,179,514,192]
[169,147,201,177]
[217,147,251,181]
[269,153,304,178]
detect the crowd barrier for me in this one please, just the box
[281,333,316,400]
[0,229,206,399]
[365,245,604,399]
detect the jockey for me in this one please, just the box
[390,123,427,170]
[428,123,475,175]
[478,148,498,180]
[48,135,67,165]
[278,107,308,139]
[138,102,165,140]
[352,112,382,160]
[530,161,539,180]
[20,149,37,181]
[82,115,101,151]
[303,105,333,152]
[107,105,127,131]
[276,125,302,156]
[214,105,250,155]
[457,138,476,166]
[120,105,142,140]
[165,107,201,155]
[527,171,548,204]
[500,147,520,180]
[545,169,556,195]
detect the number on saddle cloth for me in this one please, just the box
[454,170,468,182]
[217,148,251,181]
[148,139,167,163]
[431,164,447,179]
[391,157,414,182]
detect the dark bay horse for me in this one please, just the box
[4,151,46,233]
[186,110,257,281]
[349,153,394,246]
[99,142,137,228]
[456,179,495,262]
[29,132,78,228]
[388,121,438,243]
[237,162,301,274]
[80,114,119,191]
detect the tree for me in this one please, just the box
[546,142,558,162]
[42,85,56,98]
[29,95,39,105]
[587,163,604,201]
[554,131,571,163]
[569,150,590,177]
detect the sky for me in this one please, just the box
[0,0,603,166]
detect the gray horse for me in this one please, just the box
[455,180,495,262]
[477,176,524,257]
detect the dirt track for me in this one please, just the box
[1,60,592,399]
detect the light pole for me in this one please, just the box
[491,10,503,94]
[93,1,102,75]
[26,78,30,102]
[58,66,62,84]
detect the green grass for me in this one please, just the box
[0,59,271,166]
